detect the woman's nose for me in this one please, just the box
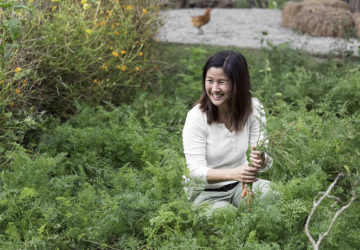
[212,82,220,91]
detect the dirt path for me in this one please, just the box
[156,8,360,56]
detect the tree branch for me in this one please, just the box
[304,172,359,250]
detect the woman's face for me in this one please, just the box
[205,67,232,112]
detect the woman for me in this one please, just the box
[182,51,273,209]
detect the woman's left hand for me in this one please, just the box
[250,146,265,170]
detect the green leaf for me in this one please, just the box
[343,165,350,174]
[3,19,21,41]
[20,187,38,199]
[0,3,12,8]
[38,224,46,234]
[13,4,32,12]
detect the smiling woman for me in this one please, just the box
[205,67,232,115]
[182,51,273,210]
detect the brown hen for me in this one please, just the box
[191,8,211,34]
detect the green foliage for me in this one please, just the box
[1,0,161,121]
[1,39,360,248]
[0,100,188,248]
[235,0,291,9]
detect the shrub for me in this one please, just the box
[2,0,161,117]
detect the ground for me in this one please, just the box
[156,8,360,56]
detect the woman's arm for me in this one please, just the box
[249,99,273,172]
[207,165,259,184]
[182,108,210,182]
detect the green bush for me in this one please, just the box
[0,0,161,174]
[2,0,161,117]
[1,39,360,248]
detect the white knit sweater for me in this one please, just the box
[182,98,273,189]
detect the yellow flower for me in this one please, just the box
[135,67,140,71]
[111,24,115,29]
[99,21,106,26]
[0,80,4,84]
[83,3,89,10]
[23,80,27,86]
[112,51,119,57]
[86,29,92,34]
[115,22,120,26]
[81,0,87,4]
[109,46,113,50]
[126,5,133,11]
[120,50,126,54]
[139,51,143,56]
[93,79,98,84]
[14,67,21,73]
[114,31,120,35]
[117,65,127,71]
[28,0,33,3]
[142,8,148,14]
[51,6,57,11]
[106,10,112,17]
[15,88,20,94]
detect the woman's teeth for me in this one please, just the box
[212,94,223,98]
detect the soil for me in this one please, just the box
[156,8,360,56]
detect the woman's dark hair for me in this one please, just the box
[197,51,252,133]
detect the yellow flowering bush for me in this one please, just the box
[7,0,162,116]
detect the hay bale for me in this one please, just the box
[303,0,348,9]
[294,6,354,37]
[282,1,304,28]
[353,13,360,37]
[282,0,359,38]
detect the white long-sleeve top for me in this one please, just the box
[182,98,272,189]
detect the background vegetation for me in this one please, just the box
[1,0,360,249]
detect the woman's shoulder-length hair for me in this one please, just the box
[197,51,252,133]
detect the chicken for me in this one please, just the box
[191,8,211,34]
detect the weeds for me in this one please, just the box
[0,10,360,248]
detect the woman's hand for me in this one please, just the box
[206,164,259,184]
[250,146,266,170]
[231,164,258,183]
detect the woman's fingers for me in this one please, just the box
[241,166,258,183]
[250,150,263,159]
[250,150,265,168]
[233,165,259,183]
[250,157,262,168]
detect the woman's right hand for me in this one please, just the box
[207,164,259,184]
[231,165,258,183]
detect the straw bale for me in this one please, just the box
[303,0,348,9]
[353,13,360,37]
[282,1,304,28]
[294,6,355,37]
[281,0,347,28]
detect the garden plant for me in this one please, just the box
[0,0,360,249]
